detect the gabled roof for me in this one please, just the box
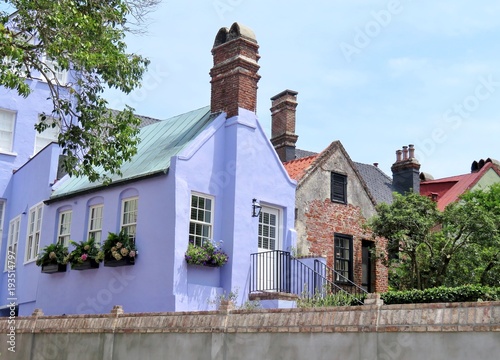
[420,162,500,211]
[283,141,378,207]
[354,162,393,205]
[49,106,218,202]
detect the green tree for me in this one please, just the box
[369,184,500,290]
[368,192,441,290]
[0,0,159,183]
[444,183,500,287]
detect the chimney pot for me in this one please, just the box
[402,146,409,160]
[396,150,402,162]
[408,144,415,159]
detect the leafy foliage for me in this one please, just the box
[369,184,500,290]
[102,230,137,262]
[0,1,155,183]
[381,285,500,305]
[36,242,68,266]
[65,238,104,266]
[185,239,228,267]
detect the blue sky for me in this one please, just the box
[6,1,500,179]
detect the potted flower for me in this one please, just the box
[36,242,69,273]
[185,239,228,267]
[102,230,137,267]
[65,238,103,270]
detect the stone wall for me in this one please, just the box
[1,302,499,359]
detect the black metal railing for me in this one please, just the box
[249,251,367,304]
[314,260,368,300]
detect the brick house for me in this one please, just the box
[271,90,389,293]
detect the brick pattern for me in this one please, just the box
[305,199,388,292]
[210,36,261,118]
[2,302,499,334]
[270,90,299,162]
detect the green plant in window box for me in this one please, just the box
[36,242,69,270]
[102,230,138,266]
[64,238,104,269]
[185,239,228,267]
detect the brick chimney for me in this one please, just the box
[270,90,299,162]
[210,23,261,118]
[391,144,421,194]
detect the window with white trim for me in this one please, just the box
[25,203,43,262]
[5,215,20,270]
[57,210,72,246]
[121,198,138,241]
[34,115,60,155]
[88,204,103,243]
[189,193,213,247]
[0,200,5,235]
[0,109,16,153]
[42,56,68,85]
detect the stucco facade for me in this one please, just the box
[0,22,298,316]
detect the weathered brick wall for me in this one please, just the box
[305,199,388,292]
[1,302,499,359]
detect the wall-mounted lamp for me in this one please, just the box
[252,198,262,218]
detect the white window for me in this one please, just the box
[0,200,5,234]
[42,56,68,85]
[57,210,72,246]
[25,203,43,262]
[5,216,20,270]
[258,208,279,251]
[0,109,16,153]
[88,205,103,243]
[34,115,60,155]
[189,193,214,247]
[121,198,138,241]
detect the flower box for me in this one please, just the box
[41,263,67,274]
[104,257,135,267]
[71,259,100,271]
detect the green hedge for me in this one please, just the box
[380,285,500,305]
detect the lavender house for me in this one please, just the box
[0,58,71,316]
[1,23,297,316]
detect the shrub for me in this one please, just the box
[381,285,500,304]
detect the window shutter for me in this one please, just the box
[331,173,347,203]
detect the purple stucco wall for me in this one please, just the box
[24,107,296,315]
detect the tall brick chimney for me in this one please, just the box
[391,144,421,194]
[210,22,261,118]
[270,90,299,162]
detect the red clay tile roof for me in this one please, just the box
[420,162,500,211]
[283,155,318,181]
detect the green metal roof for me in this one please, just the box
[49,106,216,202]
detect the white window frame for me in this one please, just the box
[0,199,5,235]
[121,197,138,242]
[189,193,214,247]
[5,215,21,271]
[0,108,16,154]
[34,114,60,155]
[88,204,103,243]
[57,210,72,246]
[41,55,68,85]
[25,202,43,263]
[258,206,282,251]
